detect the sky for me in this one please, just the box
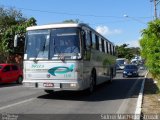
[0,0,157,47]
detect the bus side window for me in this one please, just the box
[90,31,92,47]
[101,39,105,52]
[108,42,110,54]
[99,37,102,52]
[110,44,112,55]
[92,33,96,49]
[82,30,86,50]
[95,35,99,50]
[106,41,109,53]
[86,30,91,49]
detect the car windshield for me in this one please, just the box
[125,65,137,69]
[25,28,80,60]
[116,60,125,65]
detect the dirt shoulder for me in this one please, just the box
[141,77,160,117]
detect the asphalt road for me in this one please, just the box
[0,70,146,120]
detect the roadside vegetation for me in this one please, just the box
[140,19,160,115]
[0,6,37,64]
[116,44,140,61]
[140,19,160,91]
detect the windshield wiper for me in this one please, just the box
[54,46,65,62]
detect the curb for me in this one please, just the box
[134,71,149,120]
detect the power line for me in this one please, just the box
[2,5,152,20]
[2,5,122,18]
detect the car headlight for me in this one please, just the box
[123,71,127,73]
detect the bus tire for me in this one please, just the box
[88,73,96,94]
[44,90,54,94]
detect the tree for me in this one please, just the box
[0,7,37,63]
[116,44,136,60]
[140,19,160,80]
[0,7,26,34]
[63,19,80,23]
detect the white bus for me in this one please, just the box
[22,23,116,94]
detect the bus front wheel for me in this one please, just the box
[88,73,96,94]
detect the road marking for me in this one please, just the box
[116,77,141,114]
[134,79,145,116]
[0,98,35,111]
[134,71,148,120]
[144,71,149,78]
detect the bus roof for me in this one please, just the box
[26,23,114,45]
[26,23,87,31]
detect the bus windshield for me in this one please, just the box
[25,28,80,60]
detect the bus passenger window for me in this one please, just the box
[106,42,109,53]
[82,31,86,49]
[101,39,105,52]
[95,35,99,50]
[108,43,110,54]
[86,30,91,49]
[92,33,96,49]
[110,44,112,55]
[99,38,102,52]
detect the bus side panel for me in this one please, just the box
[89,49,116,85]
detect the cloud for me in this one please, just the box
[127,40,140,47]
[117,40,140,48]
[95,25,122,36]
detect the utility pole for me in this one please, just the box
[151,0,160,19]
[154,0,157,19]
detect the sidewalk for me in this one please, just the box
[141,77,160,116]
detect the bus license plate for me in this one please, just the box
[43,83,54,87]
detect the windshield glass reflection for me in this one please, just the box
[50,28,80,58]
[26,30,50,60]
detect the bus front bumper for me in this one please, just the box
[23,80,84,91]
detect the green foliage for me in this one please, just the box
[116,44,139,60]
[63,19,80,23]
[140,19,160,79]
[0,6,37,62]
